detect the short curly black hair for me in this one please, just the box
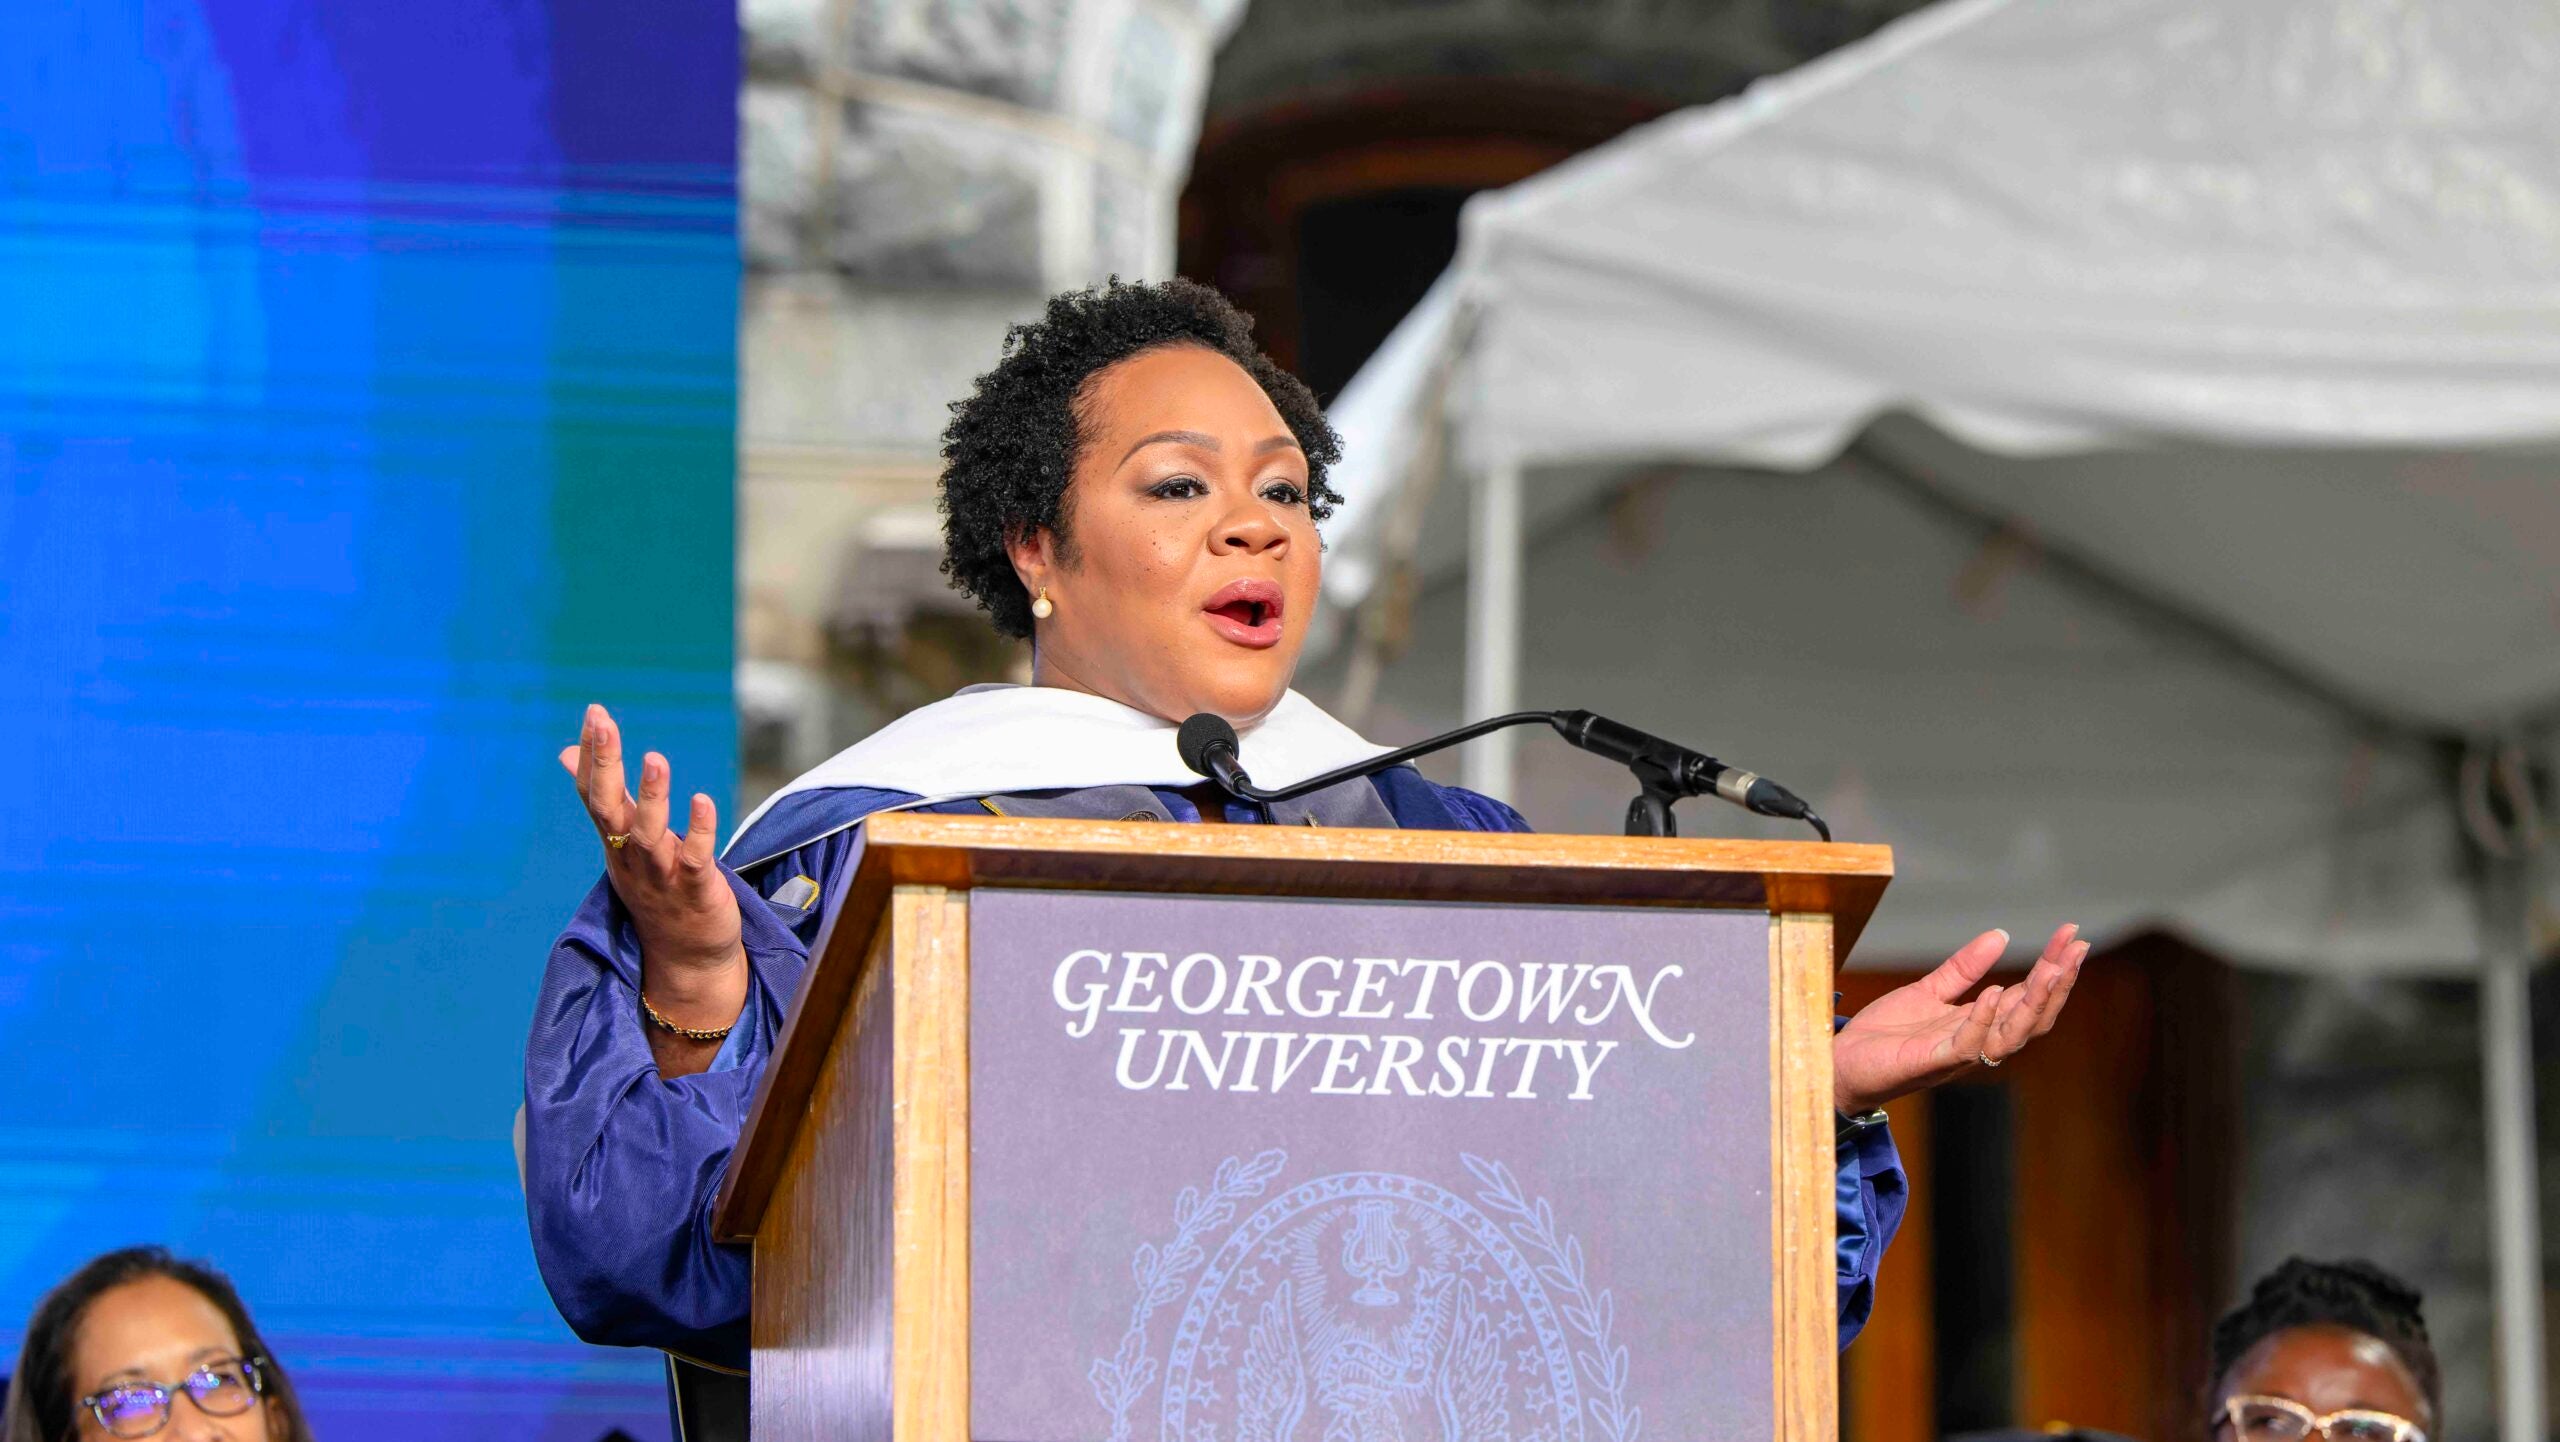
[938,277,1342,639]
[2209,1257,2439,1425]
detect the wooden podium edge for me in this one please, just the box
[715,814,1891,1245]
[738,886,973,1440]
[891,885,970,1438]
[1772,911,1841,1442]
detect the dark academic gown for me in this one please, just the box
[522,766,1908,1372]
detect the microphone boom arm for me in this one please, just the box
[1216,711,1560,804]
[1195,708,1830,842]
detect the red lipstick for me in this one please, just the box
[1201,578,1285,649]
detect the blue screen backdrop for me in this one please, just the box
[0,4,736,1437]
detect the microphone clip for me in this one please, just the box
[1623,761,1685,839]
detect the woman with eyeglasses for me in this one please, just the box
[2,1246,313,1442]
[2209,1257,2440,1442]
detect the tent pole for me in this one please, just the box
[1463,458,1523,798]
[2480,848,2547,1442]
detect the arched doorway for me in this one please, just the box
[1176,0,1929,400]
[1181,79,1663,400]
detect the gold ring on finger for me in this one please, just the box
[605,832,632,850]
[1976,1050,2001,1068]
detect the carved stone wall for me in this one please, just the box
[1203,0,1925,124]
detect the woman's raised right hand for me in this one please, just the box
[559,703,744,985]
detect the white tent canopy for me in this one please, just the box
[1327,425,2553,967]
[1329,0,2560,964]
[1319,1,2560,1437]
[1338,0,2560,483]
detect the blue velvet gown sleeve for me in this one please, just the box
[520,788,910,1370]
[1428,779,1909,1350]
[1836,1117,1908,1345]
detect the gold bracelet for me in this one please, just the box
[640,991,735,1044]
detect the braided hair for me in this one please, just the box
[938,277,1341,639]
[2210,1257,2440,1426]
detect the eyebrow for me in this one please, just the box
[1117,430,1303,465]
[96,1348,236,1386]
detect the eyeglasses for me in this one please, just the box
[2219,1395,2429,1442]
[77,1355,267,1439]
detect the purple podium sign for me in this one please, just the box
[968,888,1775,1442]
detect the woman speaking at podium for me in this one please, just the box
[521,280,2089,1373]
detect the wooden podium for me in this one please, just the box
[712,813,1890,1442]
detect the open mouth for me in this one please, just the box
[1201,579,1286,649]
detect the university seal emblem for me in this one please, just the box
[1088,1152,1642,1442]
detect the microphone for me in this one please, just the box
[1174,713,1255,797]
[1172,708,1830,840]
[1546,710,1825,834]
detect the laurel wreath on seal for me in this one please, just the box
[1464,1152,1642,1442]
[1090,1148,1290,1442]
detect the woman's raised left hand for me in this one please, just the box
[1830,923,2087,1116]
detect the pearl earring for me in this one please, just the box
[1030,587,1054,620]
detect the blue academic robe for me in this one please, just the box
[522,767,1907,1371]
